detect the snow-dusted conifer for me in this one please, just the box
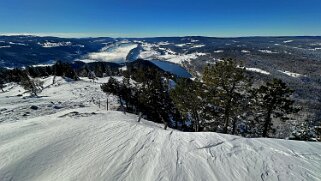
[253,79,299,137]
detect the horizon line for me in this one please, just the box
[0,33,321,39]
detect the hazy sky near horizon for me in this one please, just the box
[0,0,321,37]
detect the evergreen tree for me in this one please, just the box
[20,73,44,96]
[53,61,79,80]
[292,118,315,141]
[203,58,251,134]
[170,79,204,131]
[101,77,121,111]
[88,71,97,80]
[119,77,134,112]
[0,78,5,92]
[101,77,120,95]
[138,73,173,129]
[315,125,321,141]
[253,79,299,137]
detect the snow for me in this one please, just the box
[310,43,321,46]
[284,50,292,55]
[175,43,188,47]
[166,54,198,64]
[31,64,54,67]
[283,40,294,43]
[214,50,224,53]
[259,50,277,54]
[245,67,270,75]
[138,43,161,59]
[141,51,206,64]
[278,70,303,78]
[3,67,14,70]
[158,41,171,46]
[76,59,98,63]
[241,50,250,53]
[0,76,120,123]
[138,43,207,64]
[0,76,321,181]
[309,48,321,51]
[87,43,138,63]
[38,41,73,48]
[192,44,205,48]
[37,41,84,48]
[8,42,27,46]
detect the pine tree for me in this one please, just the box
[292,118,315,141]
[119,77,133,112]
[203,58,251,134]
[315,125,321,141]
[101,77,120,95]
[53,61,79,80]
[170,79,204,131]
[101,77,120,110]
[0,79,5,92]
[137,73,173,129]
[253,79,299,137]
[20,73,44,96]
[88,71,97,80]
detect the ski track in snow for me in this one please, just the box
[0,76,321,181]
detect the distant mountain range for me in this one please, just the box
[1,35,321,68]
[0,35,114,67]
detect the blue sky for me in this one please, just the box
[0,0,321,37]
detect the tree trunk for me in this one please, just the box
[223,97,232,134]
[33,89,38,97]
[223,108,230,134]
[106,98,109,111]
[138,112,142,122]
[160,115,168,130]
[126,102,129,112]
[175,118,178,129]
[232,119,237,135]
[195,115,200,132]
[263,109,272,137]
[32,85,37,97]
[52,75,56,85]
[164,122,168,130]
[193,110,201,132]
[120,97,126,114]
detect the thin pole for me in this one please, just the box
[107,98,109,111]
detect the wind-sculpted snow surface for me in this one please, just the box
[0,110,320,181]
[0,77,321,181]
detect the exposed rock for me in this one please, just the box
[53,105,63,109]
[30,105,39,110]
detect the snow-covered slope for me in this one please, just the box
[278,70,303,78]
[138,42,208,64]
[0,77,320,181]
[245,67,270,75]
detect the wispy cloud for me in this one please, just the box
[87,44,137,63]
